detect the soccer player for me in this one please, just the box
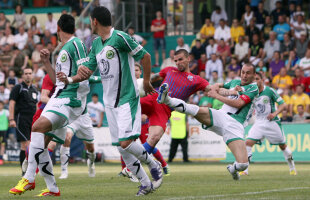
[9,14,88,196]
[157,63,259,180]
[240,72,296,175]
[58,6,162,196]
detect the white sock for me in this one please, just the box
[118,146,151,186]
[125,141,157,169]
[282,147,295,170]
[38,149,59,193]
[24,132,44,182]
[87,150,96,164]
[230,162,249,173]
[60,146,70,173]
[166,96,199,116]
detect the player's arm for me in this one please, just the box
[151,73,163,83]
[208,90,247,109]
[88,75,101,83]
[140,52,155,94]
[40,49,56,84]
[40,89,51,104]
[57,66,93,84]
[267,103,287,120]
[8,100,16,127]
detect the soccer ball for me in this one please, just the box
[136,78,146,97]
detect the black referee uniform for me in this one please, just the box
[9,82,38,142]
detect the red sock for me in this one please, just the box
[153,149,167,167]
[121,156,126,170]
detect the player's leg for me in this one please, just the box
[280,144,296,175]
[84,141,96,177]
[239,139,256,175]
[59,129,73,179]
[168,139,179,162]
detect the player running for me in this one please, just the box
[9,14,88,197]
[58,6,162,196]
[157,63,259,180]
[240,72,296,176]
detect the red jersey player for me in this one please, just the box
[141,49,210,157]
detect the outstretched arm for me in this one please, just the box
[267,103,287,120]
[204,83,239,96]
[208,89,246,109]
[140,53,156,95]
[57,66,93,84]
[40,49,56,84]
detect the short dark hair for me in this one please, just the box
[175,49,189,57]
[242,63,255,73]
[23,67,33,74]
[297,104,304,109]
[255,72,263,79]
[47,12,52,15]
[57,14,75,34]
[91,6,112,26]
[92,93,98,97]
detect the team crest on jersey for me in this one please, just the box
[60,54,67,62]
[263,97,269,104]
[32,92,37,100]
[187,75,193,81]
[106,50,114,59]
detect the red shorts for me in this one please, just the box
[140,93,171,130]
[32,108,43,126]
[139,123,149,144]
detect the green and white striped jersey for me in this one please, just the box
[53,36,89,107]
[221,79,259,126]
[83,28,147,108]
[253,86,284,121]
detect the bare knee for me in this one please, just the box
[279,144,287,150]
[85,143,94,153]
[63,131,73,147]
[245,139,256,147]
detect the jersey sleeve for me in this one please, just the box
[88,75,101,83]
[83,40,98,71]
[223,81,232,89]
[41,75,54,91]
[159,67,173,78]
[270,87,285,105]
[9,84,21,101]
[195,76,209,92]
[239,84,259,104]
[116,32,147,61]
[72,39,87,67]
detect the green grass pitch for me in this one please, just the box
[1,162,309,199]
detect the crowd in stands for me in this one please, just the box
[160,1,310,123]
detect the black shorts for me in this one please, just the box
[15,114,32,142]
[0,130,7,144]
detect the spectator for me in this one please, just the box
[302,76,310,95]
[205,53,223,80]
[248,33,263,66]
[0,100,9,165]
[262,15,273,40]
[263,31,280,62]
[280,33,294,61]
[25,29,40,55]
[306,18,310,37]
[269,51,285,78]
[197,53,207,78]
[288,3,296,24]
[189,53,198,75]
[9,47,29,76]
[272,67,293,90]
[234,36,249,62]
[241,4,254,27]
[45,13,57,35]
[256,60,267,74]
[271,1,286,26]
[0,84,10,105]
[279,88,291,105]
[285,50,300,75]
[32,63,45,88]
[298,48,310,77]
[168,111,189,163]
[0,12,10,34]
[211,6,227,28]
[205,37,217,59]
[273,15,290,42]
[291,67,304,92]
[199,18,215,45]
[28,16,42,35]
[216,39,231,66]
[281,109,293,122]
[160,49,177,69]
[14,26,28,50]
[291,14,306,39]
[230,19,245,44]
[5,69,18,90]
[0,69,4,84]
[291,5,304,24]
[0,0,13,8]
[175,37,190,52]
[293,105,310,122]
[214,19,231,43]
[9,68,38,169]
[11,4,26,31]
[209,70,223,85]
[245,18,260,43]
[42,30,57,47]
[228,56,241,75]
[225,70,240,82]
[290,85,310,116]
[0,27,14,47]
[127,27,147,46]
[191,39,204,60]
[255,2,269,30]
[75,22,91,42]
[295,31,309,59]
[151,11,166,66]
[87,93,105,127]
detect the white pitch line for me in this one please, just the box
[166,187,310,200]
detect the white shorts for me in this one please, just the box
[105,98,141,146]
[41,97,86,130]
[67,113,94,143]
[247,120,286,145]
[46,127,67,144]
[203,108,245,144]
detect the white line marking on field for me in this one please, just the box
[166,187,310,200]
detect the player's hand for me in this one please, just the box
[78,66,92,79]
[57,72,69,84]
[9,120,16,128]
[207,90,219,98]
[97,122,102,127]
[40,49,50,64]
[209,84,220,92]
[267,113,276,121]
[234,85,242,92]
[143,80,156,95]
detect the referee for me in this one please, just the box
[9,67,38,171]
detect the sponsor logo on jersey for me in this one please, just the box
[61,54,67,62]
[187,75,193,81]
[56,63,62,72]
[106,50,114,59]
[76,57,90,65]
[99,59,114,80]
